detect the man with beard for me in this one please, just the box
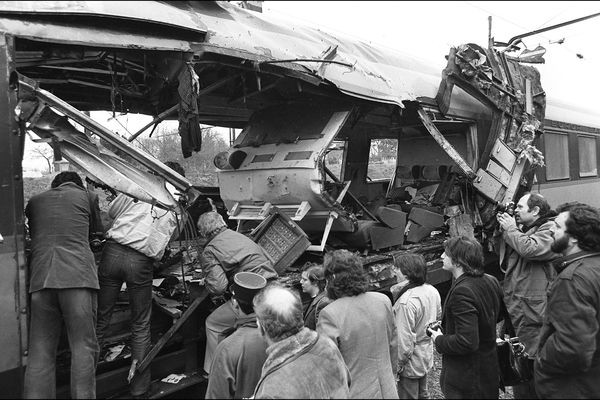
[494,193,559,398]
[534,202,600,399]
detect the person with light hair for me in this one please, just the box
[197,211,277,376]
[252,284,350,398]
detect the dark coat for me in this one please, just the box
[434,273,504,399]
[25,182,98,292]
[303,291,331,330]
[317,291,398,399]
[535,251,600,399]
[205,315,268,399]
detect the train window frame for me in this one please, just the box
[366,138,398,182]
[544,131,570,181]
[577,135,598,178]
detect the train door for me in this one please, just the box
[0,33,28,398]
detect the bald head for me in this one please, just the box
[253,284,304,342]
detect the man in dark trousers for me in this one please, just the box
[24,171,101,399]
[535,202,600,399]
[96,162,183,398]
[205,272,268,399]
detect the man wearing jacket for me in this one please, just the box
[24,171,100,399]
[495,193,558,399]
[205,272,268,399]
[197,211,278,376]
[535,202,600,399]
[252,284,350,399]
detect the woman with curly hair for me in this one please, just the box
[317,249,399,399]
[300,264,331,330]
[428,236,505,399]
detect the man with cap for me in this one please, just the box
[197,211,277,376]
[205,272,268,399]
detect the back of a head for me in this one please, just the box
[51,171,83,189]
[197,211,226,238]
[253,284,304,342]
[444,236,484,276]
[394,253,427,285]
[323,249,368,300]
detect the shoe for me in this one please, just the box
[201,370,209,380]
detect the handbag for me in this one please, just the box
[497,334,533,387]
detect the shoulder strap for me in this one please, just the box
[393,282,421,304]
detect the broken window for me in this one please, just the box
[544,132,569,180]
[367,138,397,181]
[325,140,345,182]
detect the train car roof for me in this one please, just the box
[0,1,598,130]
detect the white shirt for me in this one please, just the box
[105,194,177,260]
[393,283,442,378]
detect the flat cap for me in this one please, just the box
[231,272,267,304]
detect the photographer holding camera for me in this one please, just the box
[493,193,559,399]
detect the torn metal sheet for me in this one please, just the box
[416,107,476,179]
[25,105,180,210]
[189,1,441,107]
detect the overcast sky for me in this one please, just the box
[24,1,600,171]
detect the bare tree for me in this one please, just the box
[31,144,54,174]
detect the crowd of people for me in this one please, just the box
[23,171,600,399]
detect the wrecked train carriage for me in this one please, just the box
[6,1,546,288]
[0,1,546,396]
[199,16,546,288]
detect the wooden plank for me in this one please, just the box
[136,295,206,374]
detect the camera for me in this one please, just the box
[426,321,442,337]
[495,201,515,216]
